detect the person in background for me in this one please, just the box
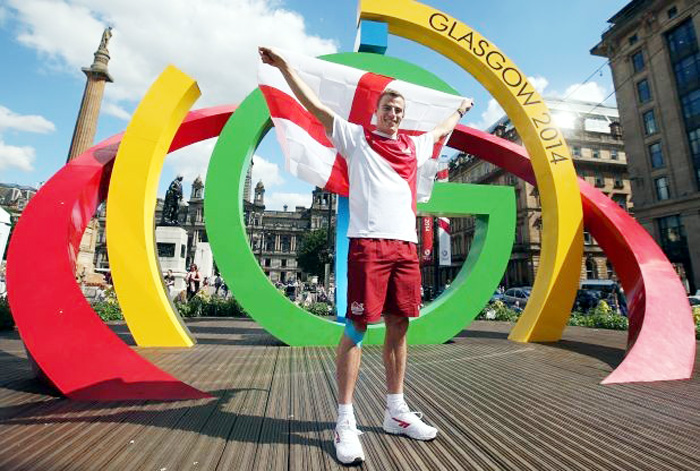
[185,264,202,301]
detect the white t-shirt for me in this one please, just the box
[329,116,435,243]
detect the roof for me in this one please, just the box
[0,182,38,192]
[607,0,652,26]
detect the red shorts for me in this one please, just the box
[346,238,421,325]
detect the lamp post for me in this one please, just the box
[324,192,334,291]
[433,216,439,299]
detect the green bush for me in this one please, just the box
[90,288,249,321]
[568,311,628,330]
[0,297,15,331]
[174,292,248,318]
[91,286,123,322]
[568,300,628,330]
[92,300,124,321]
[307,302,334,317]
[478,301,521,322]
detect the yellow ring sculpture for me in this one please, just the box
[359,0,584,342]
[106,66,199,347]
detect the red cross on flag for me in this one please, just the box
[257,49,466,201]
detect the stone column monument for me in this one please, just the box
[68,27,114,284]
[67,27,114,162]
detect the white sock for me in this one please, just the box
[337,403,355,422]
[386,393,406,413]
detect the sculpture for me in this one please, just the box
[161,175,183,226]
[99,27,112,52]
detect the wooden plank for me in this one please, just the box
[0,319,697,471]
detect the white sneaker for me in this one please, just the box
[334,418,365,464]
[383,405,438,440]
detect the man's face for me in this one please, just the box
[375,95,405,136]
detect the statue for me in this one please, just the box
[99,27,113,52]
[161,175,183,226]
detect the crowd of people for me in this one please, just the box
[275,279,334,308]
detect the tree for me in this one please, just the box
[297,228,329,278]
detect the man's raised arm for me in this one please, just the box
[429,98,474,142]
[259,46,335,135]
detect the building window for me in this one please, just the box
[592,148,600,159]
[614,175,624,189]
[628,34,638,46]
[264,258,271,267]
[681,88,700,121]
[689,128,700,158]
[658,215,685,247]
[668,6,678,19]
[572,145,581,157]
[649,142,665,168]
[595,174,605,187]
[631,50,645,73]
[281,259,287,267]
[655,176,670,200]
[666,18,698,62]
[157,243,175,258]
[585,258,598,279]
[637,79,652,103]
[281,236,291,252]
[583,231,593,245]
[612,194,627,209]
[673,52,700,93]
[643,110,658,135]
[611,149,619,160]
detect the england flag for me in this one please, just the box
[257,49,466,202]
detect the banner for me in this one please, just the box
[421,217,433,263]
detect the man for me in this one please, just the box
[259,46,473,465]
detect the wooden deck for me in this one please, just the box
[0,318,698,471]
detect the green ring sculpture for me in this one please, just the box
[205,52,515,346]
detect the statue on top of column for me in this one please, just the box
[99,27,113,52]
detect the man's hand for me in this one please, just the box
[258,46,335,134]
[459,98,474,116]
[259,46,288,71]
[431,97,475,141]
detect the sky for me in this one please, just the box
[0,0,631,210]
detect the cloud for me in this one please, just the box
[0,105,55,133]
[0,6,8,26]
[7,0,338,112]
[164,138,216,183]
[102,102,131,120]
[264,191,311,211]
[528,76,549,94]
[560,82,607,104]
[252,154,284,188]
[0,139,35,171]
[466,98,504,131]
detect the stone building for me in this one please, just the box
[93,173,337,286]
[0,183,37,215]
[244,182,336,284]
[591,0,700,293]
[442,98,630,289]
